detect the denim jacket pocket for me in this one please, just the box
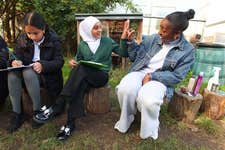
[162,58,177,71]
[137,49,146,59]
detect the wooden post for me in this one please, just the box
[84,85,111,114]
[201,88,225,119]
[168,89,203,123]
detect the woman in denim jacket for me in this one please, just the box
[115,9,195,139]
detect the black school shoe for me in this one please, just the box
[7,112,24,133]
[31,119,44,129]
[33,106,54,124]
[31,110,44,129]
[57,124,75,141]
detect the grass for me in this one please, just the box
[194,114,220,135]
[0,60,225,150]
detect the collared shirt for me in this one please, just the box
[32,37,45,62]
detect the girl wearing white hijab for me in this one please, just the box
[79,16,100,54]
[33,16,129,141]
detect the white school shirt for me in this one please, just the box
[32,37,45,62]
[141,43,175,74]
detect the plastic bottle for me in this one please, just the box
[207,67,221,92]
[187,75,196,93]
[193,72,204,96]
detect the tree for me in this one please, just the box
[31,0,137,55]
[1,0,137,54]
[0,0,33,46]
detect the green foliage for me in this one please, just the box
[176,70,193,88]
[30,0,137,55]
[1,0,137,55]
[219,84,225,91]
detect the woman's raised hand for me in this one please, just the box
[121,20,130,39]
[121,20,135,41]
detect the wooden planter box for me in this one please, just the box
[168,89,203,123]
[201,88,225,119]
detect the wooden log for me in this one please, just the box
[85,85,111,114]
[168,89,203,123]
[201,88,225,119]
[22,88,54,117]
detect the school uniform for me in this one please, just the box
[53,36,128,122]
[8,28,64,114]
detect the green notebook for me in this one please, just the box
[79,60,107,70]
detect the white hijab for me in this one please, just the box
[79,16,101,54]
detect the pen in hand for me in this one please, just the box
[9,51,18,60]
[12,60,23,67]
[9,51,23,67]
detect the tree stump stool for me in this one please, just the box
[84,85,111,114]
[168,88,203,123]
[22,88,54,117]
[201,88,225,119]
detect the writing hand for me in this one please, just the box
[142,73,151,85]
[33,62,42,74]
[69,59,78,68]
[12,60,23,67]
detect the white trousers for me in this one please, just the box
[114,71,166,139]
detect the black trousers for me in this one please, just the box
[53,64,109,123]
[0,72,8,110]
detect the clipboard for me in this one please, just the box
[0,64,33,72]
[79,60,107,70]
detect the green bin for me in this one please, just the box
[192,42,225,84]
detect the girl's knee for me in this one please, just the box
[8,71,20,82]
[137,95,161,111]
[23,68,36,79]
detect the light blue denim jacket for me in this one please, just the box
[127,34,195,99]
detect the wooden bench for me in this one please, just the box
[168,88,203,123]
[22,88,54,117]
[84,85,111,114]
